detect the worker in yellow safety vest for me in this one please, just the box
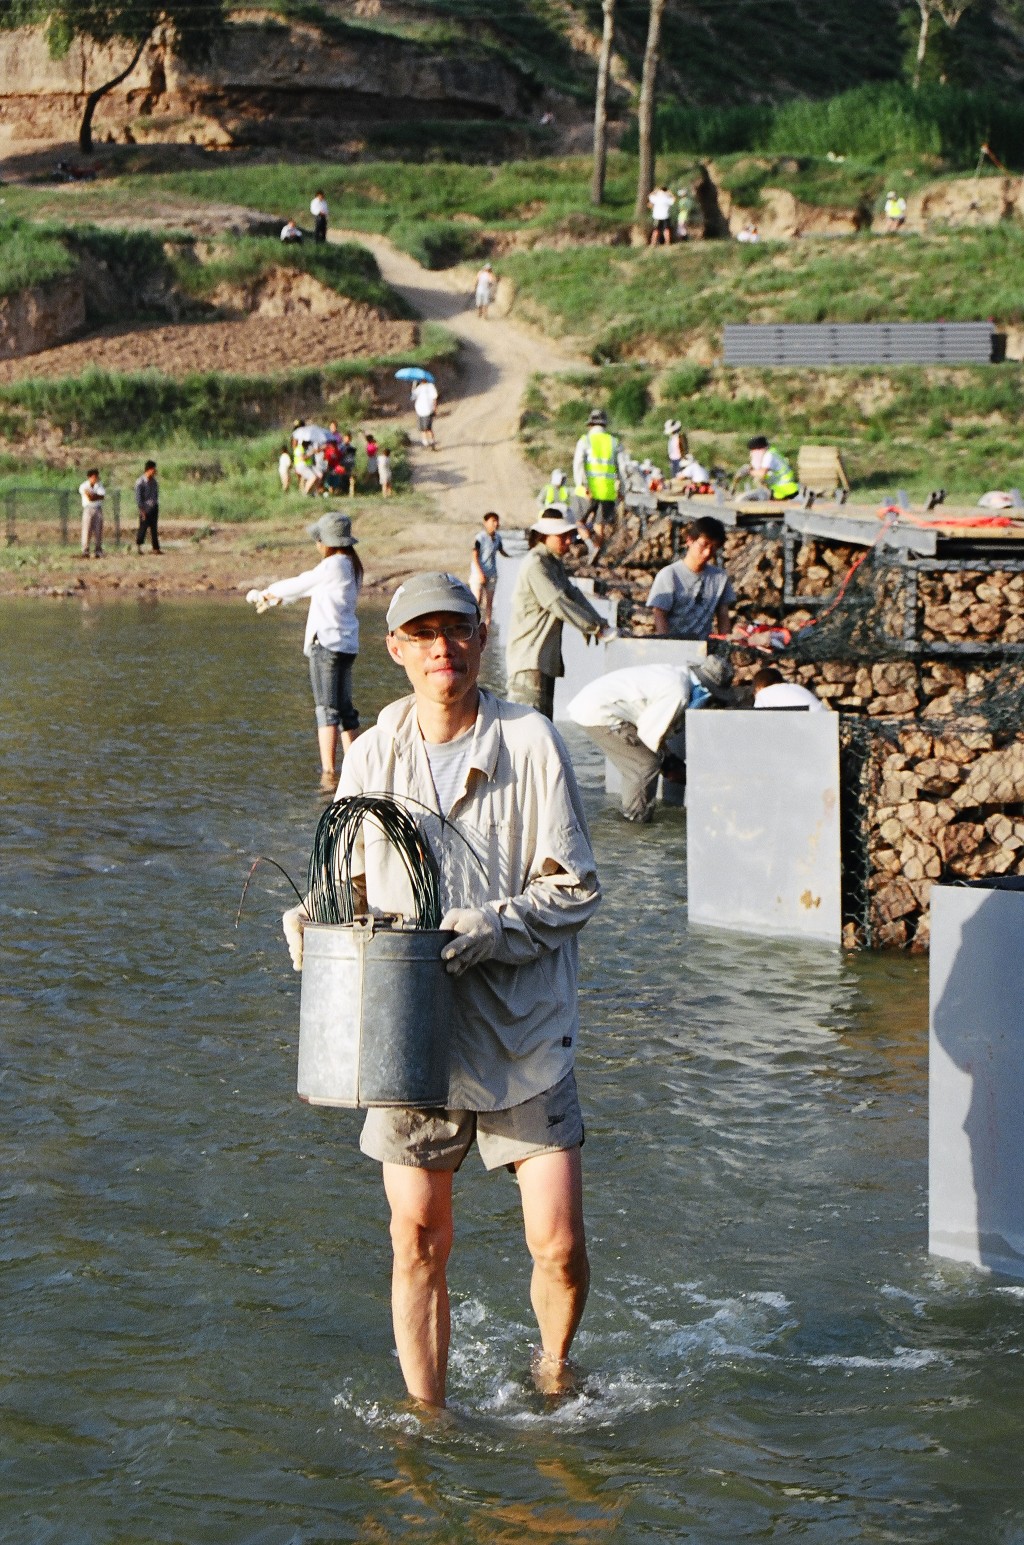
[572,407,625,559]
[747,435,799,500]
[538,468,569,508]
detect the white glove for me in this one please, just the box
[439,907,501,975]
[283,904,309,972]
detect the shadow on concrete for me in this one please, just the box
[931,881,1024,1278]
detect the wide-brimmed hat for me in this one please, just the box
[532,510,577,536]
[587,408,607,427]
[308,512,357,547]
[664,418,682,435]
[691,655,738,704]
[386,571,479,632]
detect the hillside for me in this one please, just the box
[3,0,1024,156]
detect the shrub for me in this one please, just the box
[662,364,712,400]
[606,372,651,427]
[0,218,78,298]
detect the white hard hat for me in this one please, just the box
[550,469,566,484]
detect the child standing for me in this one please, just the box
[377,446,392,497]
[278,444,293,492]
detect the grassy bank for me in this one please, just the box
[521,363,1024,503]
[501,226,1024,362]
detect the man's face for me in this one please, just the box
[88,473,98,485]
[685,534,720,570]
[484,517,500,534]
[386,609,486,710]
[146,466,156,479]
[544,532,574,558]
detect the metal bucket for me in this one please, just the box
[297,917,455,1108]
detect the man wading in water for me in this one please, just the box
[283,572,601,1407]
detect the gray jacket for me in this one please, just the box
[505,546,604,679]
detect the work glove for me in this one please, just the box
[283,904,309,972]
[439,907,501,976]
[245,588,280,614]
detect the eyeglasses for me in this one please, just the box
[394,622,479,647]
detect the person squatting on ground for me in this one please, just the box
[135,460,161,553]
[246,512,362,781]
[469,511,506,627]
[568,658,738,822]
[647,516,736,641]
[746,436,799,501]
[281,570,602,1407]
[572,408,626,560]
[505,511,615,719]
[78,468,105,558]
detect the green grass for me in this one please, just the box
[0,325,456,448]
[641,84,1024,173]
[520,363,1024,504]
[501,224,1024,361]
[0,218,78,298]
[167,237,413,316]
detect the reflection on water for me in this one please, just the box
[2,600,1023,1543]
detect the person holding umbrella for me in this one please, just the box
[396,367,439,450]
[246,511,363,783]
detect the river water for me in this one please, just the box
[2,599,1022,1544]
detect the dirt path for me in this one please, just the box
[337,232,584,558]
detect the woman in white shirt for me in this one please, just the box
[248,511,363,780]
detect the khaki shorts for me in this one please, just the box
[359,1069,583,1173]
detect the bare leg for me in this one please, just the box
[317,724,338,775]
[516,1147,589,1388]
[383,1164,454,1407]
[341,727,359,754]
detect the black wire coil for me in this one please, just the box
[305,795,443,930]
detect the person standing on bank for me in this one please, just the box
[134,460,161,554]
[246,511,362,782]
[310,189,329,243]
[505,511,615,720]
[411,378,439,450]
[282,570,601,1408]
[78,467,105,559]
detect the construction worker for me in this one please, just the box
[746,436,799,501]
[884,191,907,232]
[572,408,626,559]
[539,468,570,508]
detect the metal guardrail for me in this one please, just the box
[4,487,122,548]
[723,323,995,367]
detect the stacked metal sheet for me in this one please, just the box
[723,323,994,367]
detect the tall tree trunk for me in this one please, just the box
[912,0,931,90]
[591,0,616,206]
[79,30,152,152]
[633,0,667,225]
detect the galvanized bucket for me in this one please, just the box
[297,917,455,1108]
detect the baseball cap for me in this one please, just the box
[308,511,357,546]
[386,571,479,632]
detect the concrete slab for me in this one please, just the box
[929,883,1024,1281]
[686,710,842,944]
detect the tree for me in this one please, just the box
[591,0,616,206]
[7,0,226,151]
[632,0,667,226]
[911,0,979,89]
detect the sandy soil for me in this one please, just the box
[0,232,586,598]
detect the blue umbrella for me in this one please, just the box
[395,367,435,383]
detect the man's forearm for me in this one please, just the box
[653,607,670,636]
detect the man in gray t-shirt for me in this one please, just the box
[647,515,735,640]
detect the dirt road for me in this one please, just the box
[339,232,584,566]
